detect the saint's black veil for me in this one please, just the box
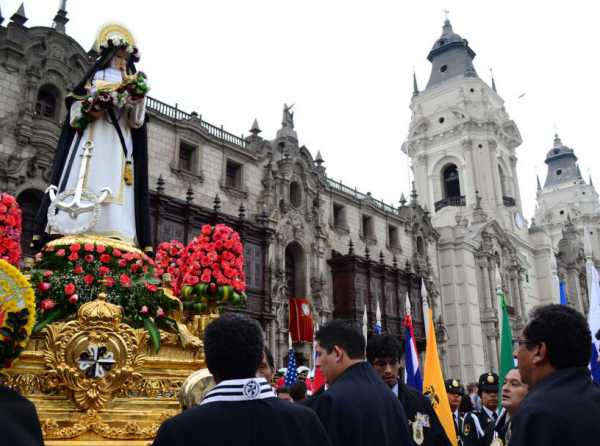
[33,45,152,251]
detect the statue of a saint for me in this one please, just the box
[282,103,294,129]
[34,24,152,252]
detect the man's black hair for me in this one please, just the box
[264,345,275,369]
[366,334,402,364]
[523,304,591,369]
[290,381,307,402]
[315,319,365,360]
[276,386,291,395]
[204,313,264,381]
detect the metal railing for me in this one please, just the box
[146,96,247,149]
[434,195,466,211]
[326,178,398,214]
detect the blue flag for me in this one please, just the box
[559,281,568,305]
[284,348,298,387]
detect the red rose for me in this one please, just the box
[84,254,94,263]
[144,281,158,292]
[201,224,212,235]
[118,259,127,268]
[100,254,111,263]
[84,243,94,252]
[73,265,83,274]
[131,263,140,273]
[120,274,132,288]
[68,252,79,261]
[105,276,115,287]
[68,294,79,304]
[200,272,211,283]
[37,282,51,292]
[1,194,15,206]
[64,283,76,295]
[84,274,94,285]
[96,245,106,253]
[156,307,165,317]
[70,243,81,252]
[43,270,53,278]
[140,305,149,315]
[56,248,66,257]
[40,298,55,311]
[99,266,110,275]
[112,248,122,258]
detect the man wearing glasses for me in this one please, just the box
[510,304,600,445]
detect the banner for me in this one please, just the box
[289,297,314,343]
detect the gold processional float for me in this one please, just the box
[0,23,249,445]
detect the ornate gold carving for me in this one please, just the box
[46,235,141,254]
[42,409,172,440]
[43,292,147,410]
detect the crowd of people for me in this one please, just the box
[2,304,600,445]
[154,303,600,446]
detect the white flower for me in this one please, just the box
[111,36,120,46]
[126,46,133,54]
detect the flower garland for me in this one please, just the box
[0,259,36,368]
[177,224,247,311]
[0,192,22,266]
[99,35,141,62]
[30,241,177,352]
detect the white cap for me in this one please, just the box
[297,366,310,373]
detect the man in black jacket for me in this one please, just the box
[511,304,600,446]
[153,314,330,446]
[303,320,411,446]
[0,384,44,446]
[366,334,450,446]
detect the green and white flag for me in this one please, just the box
[496,270,514,409]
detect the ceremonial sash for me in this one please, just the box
[201,377,275,405]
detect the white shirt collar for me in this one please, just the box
[392,382,399,397]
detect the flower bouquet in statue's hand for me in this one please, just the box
[119,71,150,100]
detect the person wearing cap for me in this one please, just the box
[445,379,465,446]
[462,372,504,446]
[366,334,450,446]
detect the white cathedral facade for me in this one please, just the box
[1,5,598,382]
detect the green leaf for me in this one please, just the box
[143,316,161,353]
[32,307,70,334]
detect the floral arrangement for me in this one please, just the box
[160,225,247,312]
[99,35,140,62]
[0,259,36,369]
[30,241,178,352]
[154,240,186,295]
[72,72,150,131]
[0,192,22,267]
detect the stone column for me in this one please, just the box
[463,139,477,206]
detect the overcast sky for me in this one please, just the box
[4,0,600,220]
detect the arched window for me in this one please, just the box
[442,164,461,198]
[17,189,43,257]
[285,242,307,297]
[35,84,59,119]
[498,165,507,196]
[290,181,302,208]
[416,236,425,255]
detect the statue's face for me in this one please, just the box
[111,49,129,71]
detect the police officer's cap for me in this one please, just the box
[445,378,464,395]
[478,372,499,392]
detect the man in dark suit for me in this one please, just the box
[511,304,600,446]
[153,313,331,446]
[366,334,450,446]
[0,384,44,446]
[303,320,411,446]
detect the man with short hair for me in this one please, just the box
[277,386,294,402]
[462,372,504,446]
[290,381,307,402]
[366,334,450,445]
[498,367,528,444]
[511,304,600,445]
[303,320,411,446]
[153,314,330,446]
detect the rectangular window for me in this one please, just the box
[362,215,374,239]
[333,203,346,228]
[179,142,196,172]
[388,224,399,248]
[226,160,243,189]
